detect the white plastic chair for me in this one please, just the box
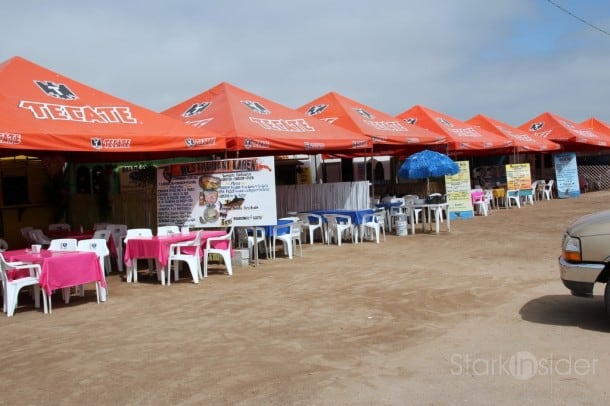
[290,220,303,257]
[403,195,423,224]
[106,224,127,273]
[157,225,180,236]
[246,227,269,260]
[426,194,446,223]
[167,230,203,285]
[297,213,325,244]
[272,221,295,258]
[324,214,355,246]
[543,179,554,200]
[484,189,495,209]
[361,210,386,243]
[506,189,521,208]
[49,238,82,302]
[20,226,34,243]
[48,223,71,232]
[0,253,46,317]
[92,229,112,274]
[203,226,234,277]
[48,238,78,251]
[530,181,540,202]
[0,238,8,252]
[28,229,52,247]
[76,238,108,303]
[93,222,111,231]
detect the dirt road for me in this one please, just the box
[1,192,609,405]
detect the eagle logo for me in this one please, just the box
[242,100,270,115]
[91,138,102,150]
[182,102,211,117]
[35,80,78,100]
[354,108,374,119]
[305,104,328,116]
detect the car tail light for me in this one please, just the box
[562,234,582,262]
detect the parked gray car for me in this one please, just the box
[559,209,610,313]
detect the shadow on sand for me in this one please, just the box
[520,294,610,333]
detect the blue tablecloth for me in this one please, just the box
[309,209,374,225]
[262,219,293,236]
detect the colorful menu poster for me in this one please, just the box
[156,156,277,228]
[506,163,531,190]
[554,152,580,198]
[445,161,473,220]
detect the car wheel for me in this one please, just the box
[604,281,610,316]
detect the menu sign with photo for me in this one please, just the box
[445,161,474,219]
[554,152,580,198]
[156,156,277,228]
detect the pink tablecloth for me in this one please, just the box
[3,249,105,295]
[123,231,228,269]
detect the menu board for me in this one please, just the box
[506,163,531,190]
[554,152,580,198]
[445,161,474,219]
[156,156,277,228]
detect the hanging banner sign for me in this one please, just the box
[554,152,580,198]
[445,161,474,219]
[156,156,277,228]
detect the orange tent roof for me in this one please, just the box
[519,112,610,151]
[467,114,560,152]
[581,117,610,138]
[297,91,446,155]
[0,56,225,161]
[396,105,514,155]
[162,82,371,156]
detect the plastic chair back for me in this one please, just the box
[48,238,78,251]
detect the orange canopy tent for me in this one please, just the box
[580,117,610,139]
[519,112,610,151]
[0,56,225,162]
[296,91,446,156]
[162,82,371,157]
[466,114,560,152]
[396,105,514,156]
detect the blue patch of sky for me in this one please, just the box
[479,1,609,62]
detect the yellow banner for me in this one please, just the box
[506,163,531,190]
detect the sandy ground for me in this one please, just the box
[1,192,610,405]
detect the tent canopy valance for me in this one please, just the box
[0,56,226,163]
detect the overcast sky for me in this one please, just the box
[3,0,610,127]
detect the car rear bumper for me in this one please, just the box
[559,256,605,297]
